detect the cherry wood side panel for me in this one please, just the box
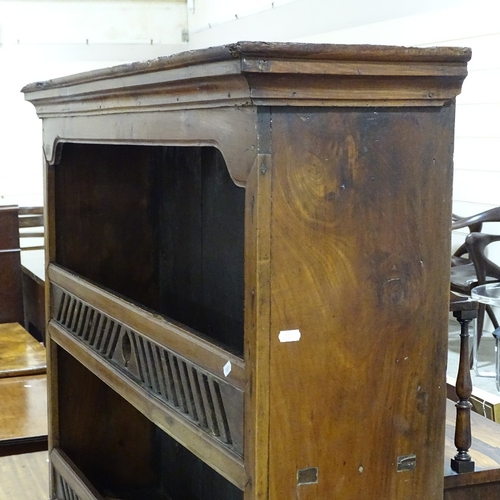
[268,107,454,499]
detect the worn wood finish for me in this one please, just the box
[22,43,470,500]
[0,451,49,500]
[22,43,470,186]
[0,205,24,324]
[0,322,46,377]
[268,106,454,499]
[0,374,47,454]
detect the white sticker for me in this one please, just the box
[223,361,232,377]
[279,329,301,343]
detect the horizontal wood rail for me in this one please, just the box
[48,264,245,390]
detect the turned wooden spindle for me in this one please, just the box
[449,292,477,473]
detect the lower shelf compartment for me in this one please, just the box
[52,349,244,500]
[52,441,243,500]
[53,447,172,500]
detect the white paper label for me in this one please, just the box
[223,361,232,377]
[279,329,301,343]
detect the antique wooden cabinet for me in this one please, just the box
[23,42,470,499]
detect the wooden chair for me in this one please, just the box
[18,206,45,342]
[0,206,24,324]
[18,206,44,251]
[451,208,500,357]
[451,207,500,266]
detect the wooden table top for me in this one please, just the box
[0,374,47,445]
[20,249,45,285]
[0,451,48,499]
[0,322,46,378]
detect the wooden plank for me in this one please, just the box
[48,264,246,390]
[0,451,48,500]
[0,374,47,449]
[0,323,46,378]
[243,152,273,500]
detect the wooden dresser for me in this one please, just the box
[23,42,470,499]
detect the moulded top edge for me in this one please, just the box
[21,41,471,94]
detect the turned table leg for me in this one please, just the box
[450,306,476,473]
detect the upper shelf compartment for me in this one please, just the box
[23,42,471,185]
[53,143,246,356]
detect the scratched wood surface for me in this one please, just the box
[0,323,46,377]
[268,106,454,499]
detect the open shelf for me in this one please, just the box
[54,143,245,356]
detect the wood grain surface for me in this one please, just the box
[268,106,454,499]
[0,374,47,444]
[0,323,46,377]
[0,451,49,500]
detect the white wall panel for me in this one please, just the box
[1,1,187,44]
[0,1,188,207]
[453,138,500,173]
[187,0,465,49]
[455,104,500,138]
[453,170,500,206]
